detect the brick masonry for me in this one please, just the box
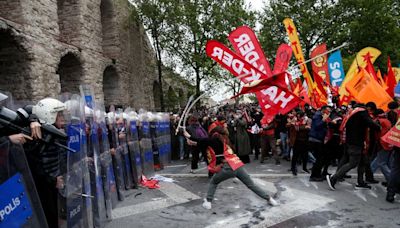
[0,0,161,110]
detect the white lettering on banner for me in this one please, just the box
[211,47,259,79]
[261,86,294,108]
[329,62,343,86]
[0,197,21,221]
[233,34,266,74]
[222,51,233,66]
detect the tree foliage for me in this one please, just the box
[259,0,400,73]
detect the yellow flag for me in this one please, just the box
[339,47,381,98]
[393,67,400,83]
[283,18,314,95]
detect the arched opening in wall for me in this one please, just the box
[57,0,80,44]
[178,89,185,108]
[103,65,119,107]
[100,0,118,58]
[0,1,23,23]
[153,81,161,111]
[57,53,82,94]
[0,29,32,101]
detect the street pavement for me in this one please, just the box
[106,156,400,228]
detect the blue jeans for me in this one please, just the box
[178,136,185,159]
[280,132,289,157]
[388,150,400,195]
[370,149,391,181]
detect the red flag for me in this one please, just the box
[272,44,293,74]
[288,73,296,91]
[226,27,300,117]
[313,72,328,98]
[228,26,273,77]
[365,57,378,81]
[339,95,351,106]
[205,40,300,116]
[386,57,396,97]
[311,43,330,84]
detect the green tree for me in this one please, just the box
[162,0,256,96]
[259,0,347,71]
[339,0,400,71]
[131,0,176,111]
[259,0,400,73]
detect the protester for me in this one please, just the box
[309,106,332,181]
[289,110,311,175]
[233,110,251,163]
[186,116,208,172]
[183,126,278,209]
[370,109,392,186]
[327,103,381,190]
[260,117,280,165]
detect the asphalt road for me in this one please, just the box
[105,156,400,228]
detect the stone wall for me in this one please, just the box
[0,0,158,110]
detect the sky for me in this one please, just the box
[210,0,266,103]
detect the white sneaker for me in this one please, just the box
[202,199,212,209]
[267,197,279,206]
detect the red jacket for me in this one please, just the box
[378,117,393,150]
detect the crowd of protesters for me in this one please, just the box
[169,99,400,206]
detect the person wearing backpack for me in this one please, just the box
[186,116,208,172]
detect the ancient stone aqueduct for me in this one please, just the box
[0,0,180,111]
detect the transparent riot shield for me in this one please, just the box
[125,109,142,186]
[107,108,125,202]
[96,104,117,220]
[139,111,155,178]
[0,141,48,228]
[115,110,134,189]
[59,94,91,228]
[165,113,172,163]
[80,85,107,227]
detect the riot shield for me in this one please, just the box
[138,110,155,178]
[149,113,162,170]
[125,109,142,186]
[80,85,107,227]
[96,103,117,219]
[107,108,125,202]
[0,141,48,228]
[115,110,134,189]
[158,113,170,166]
[59,94,91,228]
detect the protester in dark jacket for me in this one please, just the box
[187,116,208,172]
[327,104,381,190]
[309,106,331,181]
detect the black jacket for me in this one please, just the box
[346,110,380,147]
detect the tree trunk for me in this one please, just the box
[154,29,165,111]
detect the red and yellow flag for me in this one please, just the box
[339,47,381,99]
[283,18,314,95]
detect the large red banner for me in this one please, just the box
[228,26,273,78]
[205,40,301,120]
[226,26,300,120]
